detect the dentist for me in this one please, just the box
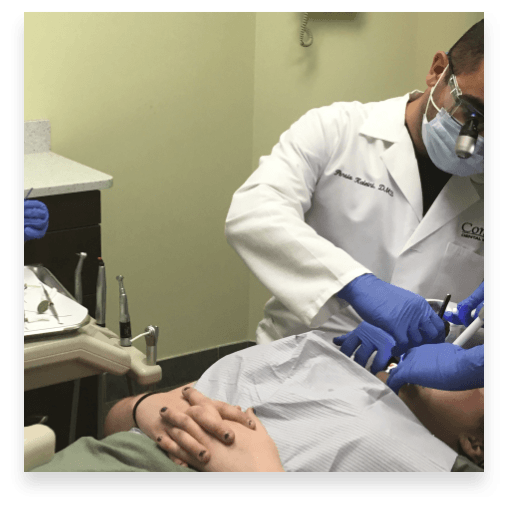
[225,20,484,350]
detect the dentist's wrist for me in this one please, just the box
[336,273,378,303]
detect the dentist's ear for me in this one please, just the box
[426,51,450,88]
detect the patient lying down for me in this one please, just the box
[33,331,484,472]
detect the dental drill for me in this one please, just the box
[116,275,132,347]
[74,252,87,304]
[116,275,160,392]
[453,306,485,347]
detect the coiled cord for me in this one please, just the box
[300,13,313,47]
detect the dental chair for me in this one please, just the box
[25,299,484,472]
[24,317,162,471]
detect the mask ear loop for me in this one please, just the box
[425,64,449,119]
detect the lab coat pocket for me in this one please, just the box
[431,242,483,303]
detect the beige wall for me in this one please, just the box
[24,12,483,356]
[25,13,256,359]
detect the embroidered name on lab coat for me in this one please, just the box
[333,169,394,197]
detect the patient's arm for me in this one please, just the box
[103,383,195,437]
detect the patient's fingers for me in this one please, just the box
[185,405,236,444]
[158,405,211,463]
[167,453,188,468]
[163,437,200,467]
[213,400,256,430]
[182,386,255,430]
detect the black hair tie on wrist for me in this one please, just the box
[132,392,157,428]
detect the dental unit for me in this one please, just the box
[25,263,163,469]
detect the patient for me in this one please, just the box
[31,331,484,472]
[33,331,484,472]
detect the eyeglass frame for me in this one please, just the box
[447,57,484,132]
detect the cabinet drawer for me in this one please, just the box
[32,190,101,232]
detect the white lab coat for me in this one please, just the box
[225,92,484,344]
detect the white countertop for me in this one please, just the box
[24,151,113,198]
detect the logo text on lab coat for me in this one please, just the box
[461,222,484,242]
[333,169,394,197]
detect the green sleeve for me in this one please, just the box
[30,431,198,472]
[451,455,483,472]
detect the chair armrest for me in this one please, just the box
[24,424,56,471]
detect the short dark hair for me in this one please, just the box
[448,19,484,76]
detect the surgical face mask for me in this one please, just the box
[421,68,484,176]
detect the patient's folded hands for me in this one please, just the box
[160,387,285,472]
[133,384,263,468]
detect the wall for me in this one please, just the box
[24,12,256,359]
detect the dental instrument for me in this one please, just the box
[438,294,451,338]
[438,294,451,319]
[39,283,61,324]
[116,274,134,396]
[453,306,485,347]
[116,275,132,347]
[95,257,106,327]
[74,252,87,304]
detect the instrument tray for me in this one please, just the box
[24,265,89,339]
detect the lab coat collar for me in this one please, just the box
[364,92,424,220]
[402,175,482,252]
[358,91,421,143]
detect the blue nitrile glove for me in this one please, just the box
[386,343,484,394]
[24,200,49,241]
[337,274,445,357]
[333,322,396,374]
[443,281,484,327]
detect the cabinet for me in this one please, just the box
[24,190,102,317]
[24,190,104,450]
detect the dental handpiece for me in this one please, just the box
[95,258,106,327]
[75,252,87,304]
[453,306,484,347]
[116,275,132,347]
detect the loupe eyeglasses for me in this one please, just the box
[445,73,484,159]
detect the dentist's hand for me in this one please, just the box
[24,199,49,241]
[336,274,446,356]
[443,281,484,327]
[333,322,396,374]
[386,343,484,394]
